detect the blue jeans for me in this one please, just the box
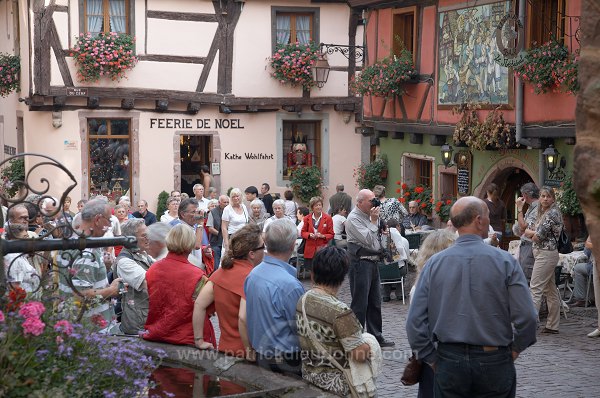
[434,343,516,398]
[211,245,222,270]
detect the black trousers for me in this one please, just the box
[348,256,383,340]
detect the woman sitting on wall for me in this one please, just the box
[193,224,264,359]
[143,224,216,347]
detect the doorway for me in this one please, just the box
[180,135,212,197]
[488,167,534,249]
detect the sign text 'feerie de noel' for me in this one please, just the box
[149,118,245,129]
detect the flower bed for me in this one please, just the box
[399,183,433,215]
[70,32,138,83]
[351,49,415,98]
[435,199,455,223]
[0,53,20,97]
[269,42,319,90]
[513,39,579,95]
[0,288,164,397]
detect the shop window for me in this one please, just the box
[81,0,131,35]
[403,155,433,188]
[392,6,417,63]
[439,171,457,200]
[272,7,319,51]
[528,0,566,46]
[282,120,321,179]
[88,118,131,201]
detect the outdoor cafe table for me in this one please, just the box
[508,240,587,275]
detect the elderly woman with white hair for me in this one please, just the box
[147,222,171,260]
[221,188,249,249]
[249,199,270,230]
[263,199,288,232]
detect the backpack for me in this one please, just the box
[555,227,573,254]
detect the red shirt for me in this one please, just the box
[209,259,253,357]
[143,252,216,346]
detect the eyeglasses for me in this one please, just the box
[252,244,265,252]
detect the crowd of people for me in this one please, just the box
[2,178,599,398]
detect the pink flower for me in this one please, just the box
[0,310,4,322]
[91,314,108,328]
[22,317,46,336]
[54,320,74,336]
[18,301,46,319]
[56,335,64,344]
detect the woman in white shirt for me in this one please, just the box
[221,188,249,249]
[263,199,288,232]
[160,196,180,223]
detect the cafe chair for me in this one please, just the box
[555,266,571,319]
[379,262,407,304]
[585,267,594,308]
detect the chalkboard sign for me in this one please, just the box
[457,169,470,195]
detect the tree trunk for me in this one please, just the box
[576,2,600,288]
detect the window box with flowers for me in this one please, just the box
[399,183,433,215]
[453,103,516,151]
[351,49,416,99]
[69,32,138,83]
[353,154,388,189]
[269,41,320,90]
[0,53,20,97]
[513,39,579,95]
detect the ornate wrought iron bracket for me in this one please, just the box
[319,43,365,62]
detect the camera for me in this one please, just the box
[370,197,382,207]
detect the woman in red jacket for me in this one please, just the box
[301,196,334,271]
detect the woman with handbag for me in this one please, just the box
[524,186,563,334]
[296,247,377,397]
[301,197,334,271]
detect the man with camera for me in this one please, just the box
[344,189,395,348]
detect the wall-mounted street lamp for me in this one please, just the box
[312,43,365,88]
[542,144,566,173]
[441,143,454,168]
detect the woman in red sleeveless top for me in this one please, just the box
[193,224,264,359]
[143,224,216,347]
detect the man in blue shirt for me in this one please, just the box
[244,218,304,376]
[407,196,537,398]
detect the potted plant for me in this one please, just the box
[353,154,388,189]
[69,32,138,83]
[513,39,579,95]
[289,165,322,204]
[400,183,433,215]
[453,103,516,151]
[351,49,416,98]
[0,53,20,97]
[269,41,320,90]
[156,190,169,218]
[434,198,456,223]
[1,157,25,198]
[556,174,585,239]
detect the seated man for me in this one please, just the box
[401,200,428,231]
[569,236,594,307]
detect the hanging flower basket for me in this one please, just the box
[399,182,433,215]
[513,39,579,95]
[269,41,319,90]
[0,53,20,97]
[351,49,416,98]
[69,32,138,83]
[452,103,516,151]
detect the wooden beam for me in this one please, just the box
[156,99,169,112]
[49,22,73,87]
[87,97,100,109]
[334,103,356,112]
[409,133,423,145]
[376,130,388,138]
[311,104,323,111]
[391,131,404,140]
[187,102,201,114]
[137,55,207,64]
[246,105,258,112]
[53,96,66,108]
[146,10,217,22]
[429,134,446,146]
[121,98,135,110]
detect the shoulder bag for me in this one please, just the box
[554,227,573,254]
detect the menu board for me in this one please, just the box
[456,150,472,196]
[457,168,470,195]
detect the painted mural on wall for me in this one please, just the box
[438,1,512,106]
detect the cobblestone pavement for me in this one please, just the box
[300,275,600,398]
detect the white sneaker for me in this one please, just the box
[587,328,600,338]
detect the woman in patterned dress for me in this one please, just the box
[524,186,563,334]
[372,185,408,224]
[296,247,371,396]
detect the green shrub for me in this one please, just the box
[289,166,323,204]
[156,190,169,216]
[1,157,25,198]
